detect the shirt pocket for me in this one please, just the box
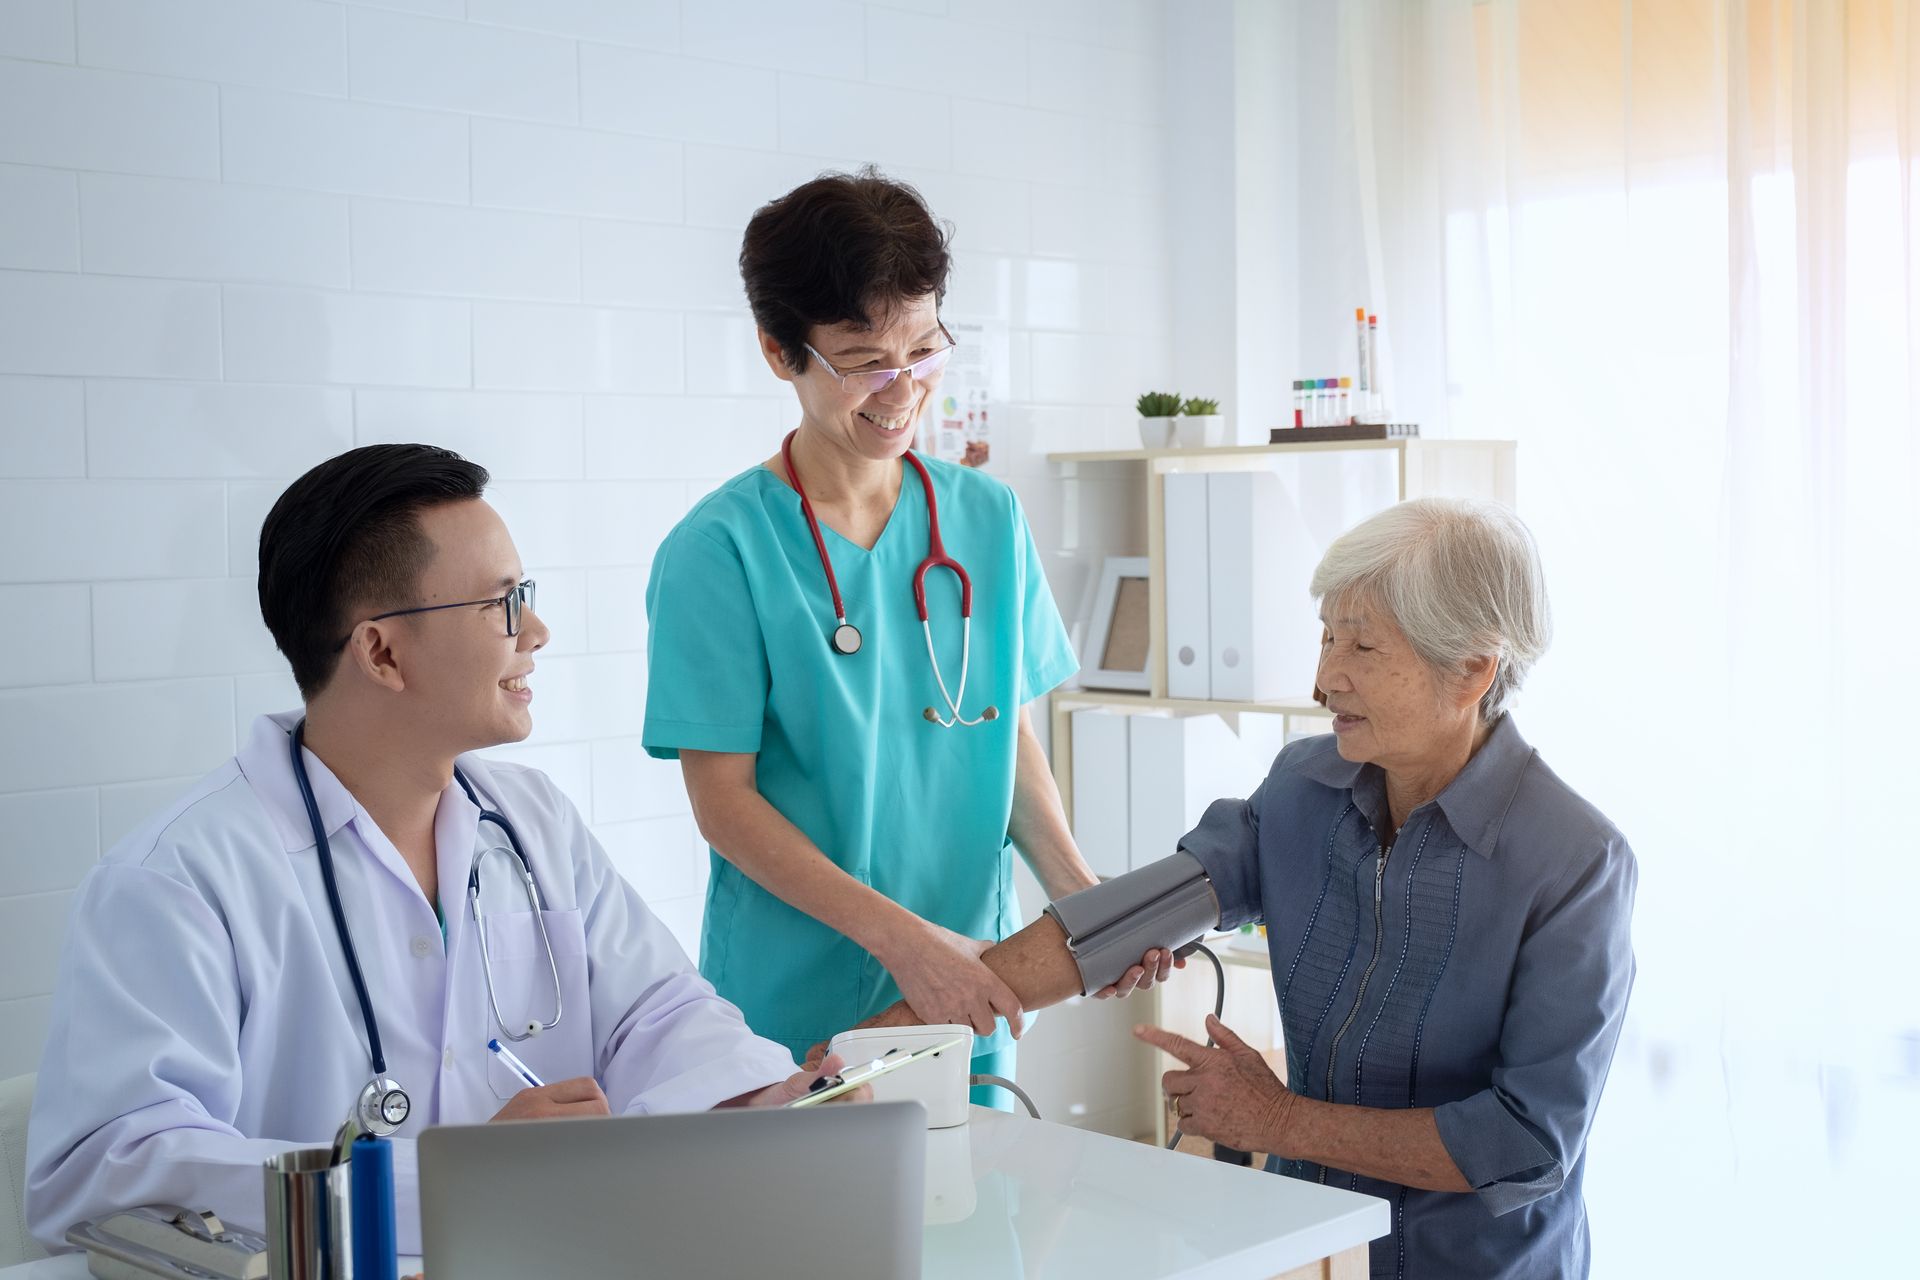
[478,907,594,1100]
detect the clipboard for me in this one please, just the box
[786,1034,971,1108]
[66,1205,269,1280]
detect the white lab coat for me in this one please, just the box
[26,710,797,1254]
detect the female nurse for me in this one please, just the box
[642,169,1168,1097]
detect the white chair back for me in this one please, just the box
[0,1073,47,1265]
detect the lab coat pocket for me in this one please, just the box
[478,907,593,1100]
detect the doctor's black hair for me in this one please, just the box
[739,166,952,374]
[258,443,491,699]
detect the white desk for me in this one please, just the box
[3,1108,1386,1280]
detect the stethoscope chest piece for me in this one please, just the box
[356,1075,411,1136]
[832,623,863,655]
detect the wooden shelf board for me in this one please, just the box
[1045,438,1513,465]
[1051,689,1334,719]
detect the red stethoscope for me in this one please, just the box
[781,429,999,727]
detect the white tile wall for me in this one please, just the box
[0,678,234,792]
[76,0,348,97]
[683,145,849,232]
[0,584,91,688]
[465,0,676,51]
[0,789,97,897]
[0,0,75,64]
[354,390,585,480]
[473,302,681,392]
[779,73,950,170]
[220,88,470,203]
[87,380,353,477]
[0,481,227,581]
[581,221,742,310]
[0,376,85,477]
[0,163,78,270]
[472,119,682,221]
[0,0,1176,1132]
[80,175,352,288]
[223,286,472,387]
[583,566,651,654]
[0,271,222,379]
[346,8,576,122]
[91,578,284,681]
[350,198,580,300]
[0,62,219,177]
[580,46,778,150]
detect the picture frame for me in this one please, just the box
[1078,556,1153,692]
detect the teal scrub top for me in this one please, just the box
[642,457,1078,1062]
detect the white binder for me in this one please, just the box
[1162,472,1211,700]
[1206,471,1298,701]
[1127,712,1244,871]
[1070,708,1131,878]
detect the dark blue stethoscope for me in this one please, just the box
[289,720,563,1135]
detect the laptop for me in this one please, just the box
[419,1101,927,1279]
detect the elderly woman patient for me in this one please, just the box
[833,497,1636,1279]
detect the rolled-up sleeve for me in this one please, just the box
[1434,833,1637,1216]
[1177,776,1266,928]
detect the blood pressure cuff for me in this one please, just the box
[1043,851,1218,996]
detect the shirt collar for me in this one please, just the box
[237,709,357,854]
[1290,714,1536,859]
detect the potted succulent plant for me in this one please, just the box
[1176,396,1225,448]
[1136,391,1182,448]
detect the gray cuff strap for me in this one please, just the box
[1043,851,1217,996]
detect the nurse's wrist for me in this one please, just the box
[861,903,934,967]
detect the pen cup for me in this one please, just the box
[263,1147,352,1280]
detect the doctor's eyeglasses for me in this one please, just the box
[334,580,537,651]
[802,323,957,396]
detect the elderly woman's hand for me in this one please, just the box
[1135,1015,1294,1153]
[1093,946,1183,998]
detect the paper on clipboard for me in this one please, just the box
[786,1034,971,1108]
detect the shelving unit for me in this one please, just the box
[1044,437,1516,821]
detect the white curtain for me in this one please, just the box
[1333,1,1918,1273]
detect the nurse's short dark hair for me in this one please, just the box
[740,166,952,375]
[259,443,491,699]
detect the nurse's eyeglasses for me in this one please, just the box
[334,580,537,651]
[802,323,957,396]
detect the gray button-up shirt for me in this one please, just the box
[1180,714,1636,1280]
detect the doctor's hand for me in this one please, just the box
[804,1001,921,1071]
[885,922,1024,1040]
[731,1053,872,1108]
[1094,946,1183,999]
[488,1077,611,1123]
[1135,1016,1295,1154]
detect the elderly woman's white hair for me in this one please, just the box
[1309,498,1551,720]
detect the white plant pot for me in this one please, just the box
[1138,416,1177,449]
[1175,414,1226,448]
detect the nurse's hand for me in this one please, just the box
[1094,947,1184,999]
[488,1077,611,1123]
[887,924,1025,1040]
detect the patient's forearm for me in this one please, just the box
[868,915,1083,1027]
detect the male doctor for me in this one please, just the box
[27,444,839,1254]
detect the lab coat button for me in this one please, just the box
[443,1048,455,1069]
[411,935,434,958]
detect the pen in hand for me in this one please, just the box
[488,1038,546,1089]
